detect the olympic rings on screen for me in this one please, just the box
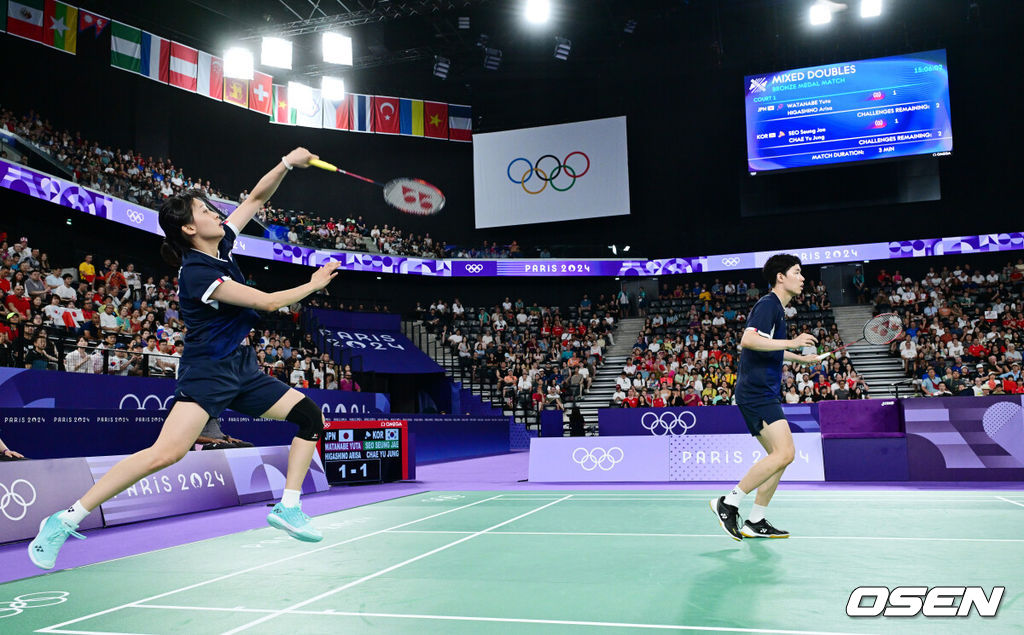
[507,152,590,194]
[640,411,697,436]
[571,447,624,471]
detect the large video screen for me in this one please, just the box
[472,116,630,229]
[745,49,952,174]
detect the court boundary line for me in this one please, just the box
[220,495,575,634]
[996,496,1024,508]
[385,529,1024,543]
[37,493,504,634]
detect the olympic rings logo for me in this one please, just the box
[0,592,70,620]
[640,411,697,436]
[0,479,37,521]
[721,257,741,267]
[465,264,484,274]
[119,394,175,410]
[507,152,590,194]
[125,209,145,224]
[571,447,623,471]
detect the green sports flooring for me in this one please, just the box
[2,490,1023,634]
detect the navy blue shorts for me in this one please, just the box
[175,345,292,418]
[736,401,786,437]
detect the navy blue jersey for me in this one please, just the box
[735,292,787,405]
[177,222,260,362]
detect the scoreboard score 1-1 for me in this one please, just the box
[319,420,410,484]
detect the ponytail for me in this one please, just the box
[160,241,182,267]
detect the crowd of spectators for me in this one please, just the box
[871,261,1024,396]
[0,229,361,392]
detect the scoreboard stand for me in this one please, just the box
[319,420,413,485]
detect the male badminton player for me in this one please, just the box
[30,148,341,569]
[710,254,817,540]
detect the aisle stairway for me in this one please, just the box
[832,305,909,399]
[573,317,647,432]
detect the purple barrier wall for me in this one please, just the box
[822,438,909,481]
[818,399,904,438]
[903,395,1024,481]
[0,459,104,543]
[598,404,819,436]
[308,310,443,374]
[225,446,329,505]
[528,434,825,482]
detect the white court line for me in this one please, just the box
[37,494,504,634]
[131,604,876,635]
[385,529,1024,543]
[221,495,574,634]
[494,497,1012,502]
[996,496,1024,509]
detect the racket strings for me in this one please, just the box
[862,313,904,345]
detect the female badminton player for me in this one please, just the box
[30,148,341,569]
[710,254,818,541]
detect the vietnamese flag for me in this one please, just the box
[373,96,400,135]
[423,101,449,139]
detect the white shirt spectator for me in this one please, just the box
[616,375,632,390]
[517,376,532,392]
[986,272,999,284]
[100,310,119,332]
[900,340,918,359]
[612,389,626,405]
[63,348,93,373]
[623,362,637,376]
[54,283,77,302]
[45,272,62,290]
[712,315,726,327]
[516,311,528,324]
[290,368,306,386]
[784,305,797,318]
[452,302,465,316]
[502,300,513,311]
[447,332,463,346]
[946,341,964,357]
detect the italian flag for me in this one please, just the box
[44,0,77,54]
[7,0,45,42]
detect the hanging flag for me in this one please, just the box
[423,101,449,140]
[448,103,472,142]
[43,0,77,53]
[351,95,373,132]
[322,95,350,131]
[399,98,424,137]
[271,85,295,124]
[224,77,248,108]
[294,87,322,129]
[110,21,141,73]
[168,42,198,91]
[196,51,222,100]
[372,96,400,135]
[138,31,169,82]
[7,0,45,43]
[248,71,273,115]
[78,9,108,36]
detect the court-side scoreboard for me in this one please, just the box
[320,420,410,484]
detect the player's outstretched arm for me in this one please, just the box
[226,147,319,232]
[740,329,816,352]
[210,261,340,312]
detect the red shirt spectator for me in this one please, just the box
[624,395,639,408]
[652,396,665,407]
[968,343,989,358]
[682,391,703,406]
[552,324,563,338]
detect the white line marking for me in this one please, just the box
[493,496,1011,502]
[996,496,1024,509]
[221,495,574,634]
[384,529,1024,543]
[37,494,504,634]
[127,604,875,635]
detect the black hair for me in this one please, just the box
[762,253,802,288]
[159,189,216,267]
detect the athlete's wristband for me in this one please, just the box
[281,156,293,171]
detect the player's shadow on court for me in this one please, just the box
[674,544,781,626]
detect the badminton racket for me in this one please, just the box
[816,312,904,361]
[308,158,445,216]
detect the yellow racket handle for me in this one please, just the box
[309,158,339,172]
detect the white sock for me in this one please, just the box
[748,503,768,524]
[723,485,747,508]
[58,501,90,526]
[281,489,301,508]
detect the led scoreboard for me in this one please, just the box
[320,420,410,484]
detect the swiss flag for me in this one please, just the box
[169,42,199,92]
[249,72,273,115]
[373,96,401,135]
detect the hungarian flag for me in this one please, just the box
[224,77,248,108]
[372,96,400,135]
[169,42,198,91]
[248,71,273,115]
[423,101,449,140]
[78,9,108,36]
[448,103,472,142]
[271,85,295,124]
[196,51,222,100]
[7,0,45,42]
[323,96,351,131]
[43,0,77,53]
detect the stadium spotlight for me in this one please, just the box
[433,56,451,79]
[458,16,470,29]
[260,37,292,70]
[323,32,353,65]
[809,2,832,25]
[321,76,345,100]
[224,47,254,79]
[861,0,882,18]
[623,245,631,253]
[608,245,617,255]
[483,47,502,70]
[287,81,314,111]
[524,0,550,24]
[554,37,571,60]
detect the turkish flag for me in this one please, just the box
[249,72,273,115]
[373,96,400,135]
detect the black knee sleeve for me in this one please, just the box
[286,396,325,441]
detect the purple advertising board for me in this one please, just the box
[817,399,903,438]
[308,310,443,374]
[225,446,329,504]
[598,404,819,436]
[528,434,825,482]
[6,156,1024,278]
[903,395,1024,481]
[88,451,240,525]
[0,459,103,543]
